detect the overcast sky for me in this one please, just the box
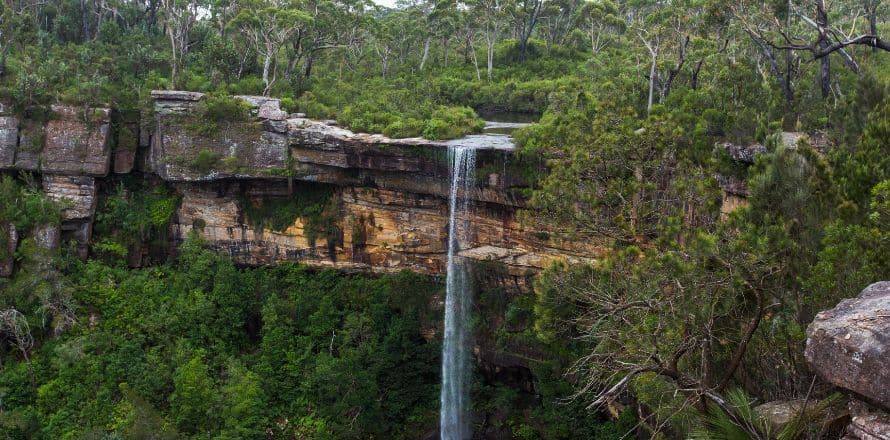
[373,0,400,9]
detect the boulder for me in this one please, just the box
[805,282,890,409]
[846,412,890,440]
[33,224,61,250]
[844,401,890,440]
[717,141,767,164]
[151,90,204,115]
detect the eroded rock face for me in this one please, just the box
[169,180,605,276]
[806,282,890,409]
[42,105,111,176]
[0,116,18,168]
[0,104,112,176]
[0,91,604,279]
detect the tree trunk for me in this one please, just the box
[443,36,449,67]
[867,2,878,53]
[816,0,831,99]
[304,54,314,79]
[818,44,831,98]
[168,29,178,88]
[0,45,9,77]
[262,51,273,95]
[419,36,431,71]
[486,36,494,81]
[646,52,656,116]
[471,45,481,81]
[750,33,794,105]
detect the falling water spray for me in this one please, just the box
[440,145,476,440]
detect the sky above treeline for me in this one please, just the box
[374,0,401,8]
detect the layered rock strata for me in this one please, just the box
[0,92,602,279]
[0,104,111,259]
[149,91,604,278]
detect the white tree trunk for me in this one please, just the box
[419,36,431,71]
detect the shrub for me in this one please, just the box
[191,149,223,173]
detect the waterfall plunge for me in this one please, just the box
[440,145,477,440]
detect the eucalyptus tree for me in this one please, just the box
[510,0,545,61]
[290,0,373,81]
[577,0,622,55]
[538,0,583,48]
[465,0,506,80]
[428,0,461,68]
[733,0,890,99]
[159,0,201,87]
[229,0,311,95]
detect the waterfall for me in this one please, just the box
[440,145,477,440]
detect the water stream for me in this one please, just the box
[440,145,476,440]
[440,119,531,439]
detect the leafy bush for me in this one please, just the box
[191,149,223,173]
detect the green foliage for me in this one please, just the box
[94,178,180,261]
[0,175,63,260]
[190,148,223,173]
[170,352,214,433]
[240,183,336,244]
[184,93,253,137]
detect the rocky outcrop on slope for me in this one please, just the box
[806,282,890,439]
[806,281,890,408]
[0,104,111,176]
[0,104,111,266]
[715,132,832,219]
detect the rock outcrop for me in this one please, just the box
[0,104,111,264]
[148,91,602,278]
[807,282,890,439]
[843,400,890,440]
[806,282,890,409]
[0,92,603,280]
[715,132,831,219]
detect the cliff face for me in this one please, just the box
[0,103,112,257]
[0,92,606,281]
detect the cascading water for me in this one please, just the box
[440,145,477,440]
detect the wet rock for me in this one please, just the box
[805,282,890,410]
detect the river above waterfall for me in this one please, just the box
[443,119,533,150]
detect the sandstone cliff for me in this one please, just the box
[0,92,605,281]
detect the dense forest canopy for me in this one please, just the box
[0,0,888,438]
